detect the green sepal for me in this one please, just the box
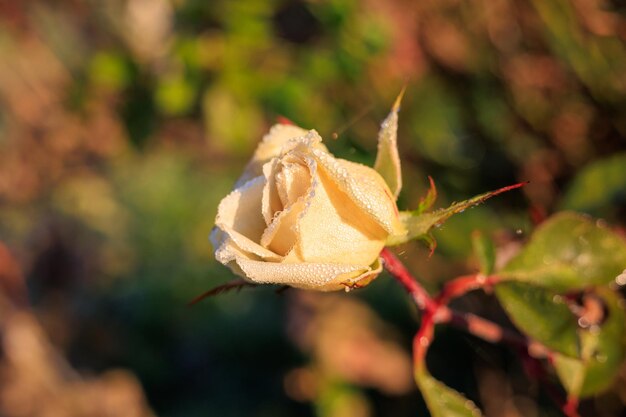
[387,183,526,247]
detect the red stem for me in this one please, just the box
[435,273,500,307]
[563,397,581,417]
[413,312,435,371]
[380,249,436,313]
[381,249,551,357]
[381,248,576,416]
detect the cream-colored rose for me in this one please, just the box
[211,100,405,291]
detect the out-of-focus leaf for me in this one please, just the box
[499,212,626,291]
[554,289,626,398]
[374,89,404,198]
[530,0,626,101]
[121,84,156,148]
[561,153,626,216]
[407,78,472,168]
[415,369,483,417]
[387,183,525,246]
[89,51,132,91]
[495,282,579,357]
[316,380,370,417]
[471,231,495,275]
[155,73,196,115]
[203,86,263,155]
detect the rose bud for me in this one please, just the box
[211,98,405,291]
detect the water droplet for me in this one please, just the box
[515,229,523,235]
[596,219,608,228]
[615,271,626,286]
[596,353,607,363]
[419,336,429,347]
[552,295,563,303]
[578,317,591,328]
[344,286,351,293]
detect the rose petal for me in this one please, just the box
[215,176,267,242]
[238,124,324,185]
[260,154,316,256]
[230,256,381,291]
[255,124,310,163]
[213,226,282,261]
[275,160,310,207]
[312,149,405,236]
[339,257,383,289]
[261,159,283,226]
[291,165,387,266]
[260,197,305,256]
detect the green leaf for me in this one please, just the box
[495,282,579,357]
[471,231,495,275]
[500,212,626,291]
[561,153,626,217]
[415,369,483,417]
[554,289,626,397]
[387,183,526,246]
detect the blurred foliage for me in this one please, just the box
[0,0,625,416]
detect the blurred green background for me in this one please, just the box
[0,0,625,416]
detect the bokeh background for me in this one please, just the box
[1,0,626,416]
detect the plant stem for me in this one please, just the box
[380,248,577,415]
[380,248,436,313]
[380,248,551,361]
[563,396,581,417]
[435,273,499,306]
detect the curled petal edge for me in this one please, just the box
[214,238,383,291]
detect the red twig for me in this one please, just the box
[435,273,500,307]
[381,249,551,357]
[381,247,577,415]
[438,308,550,358]
[413,312,435,371]
[187,279,256,306]
[380,249,436,313]
[381,247,552,361]
[563,396,581,417]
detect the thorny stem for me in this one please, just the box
[413,309,435,371]
[380,248,437,314]
[380,248,547,358]
[563,397,581,417]
[380,248,573,415]
[435,273,500,307]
